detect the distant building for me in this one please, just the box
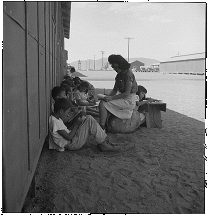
[159,52,205,75]
[130,60,144,72]
[151,62,160,72]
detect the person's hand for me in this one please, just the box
[148,98,154,103]
[103,96,112,102]
[76,117,84,126]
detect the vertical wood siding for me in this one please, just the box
[3,2,70,212]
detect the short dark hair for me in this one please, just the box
[51,86,66,100]
[136,85,147,100]
[61,80,75,88]
[60,84,70,95]
[63,74,73,80]
[70,67,76,73]
[108,54,131,70]
[138,85,147,94]
[77,80,89,92]
[54,98,72,113]
[73,76,82,85]
[80,81,89,88]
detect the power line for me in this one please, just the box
[94,55,96,70]
[124,37,133,62]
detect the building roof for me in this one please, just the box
[61,2,71,39]
[161,52,205,63]
[130,60,145,65]
[151,62,160,66]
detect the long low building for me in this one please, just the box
[159,52,205,75]
[3,2,71,212]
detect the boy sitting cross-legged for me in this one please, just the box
[49,98,120,152]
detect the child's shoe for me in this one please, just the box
[98,138,120,152]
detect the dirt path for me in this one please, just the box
[22,109,205,213]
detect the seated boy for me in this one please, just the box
[49,98,119,152]
[51,86,67,113]
[60,80,76,105]
[51,86,82,128]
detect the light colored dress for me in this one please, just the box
[102,69,138,119]
[103,92,136,119]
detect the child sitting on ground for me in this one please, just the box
[84,80,96,104]
[51,86,81,127]
[49,98,119,152]
[60,80,76,105]
[74,81,99,117]
[73,77,96,103]
[51,86,67,113]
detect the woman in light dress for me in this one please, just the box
[99,54,138,130]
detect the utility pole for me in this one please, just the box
[124,37,133,62]
[100,51,105,69]
[94,55,96,70]
[78,60,81,70]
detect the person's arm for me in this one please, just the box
[74,91,95,106]
[136,96,159,106]
[76,99,95,106]
[57,117,83,141]
[106,80,118,96]
[108,84,117,96]
[104,79,132,101]
[136,100,149,107]
[146,97,160,102]
[86,97,96,105]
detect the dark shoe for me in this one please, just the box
[98,138,120,152]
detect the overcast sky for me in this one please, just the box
[65,2,205,63]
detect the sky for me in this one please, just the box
[65,1,206,63]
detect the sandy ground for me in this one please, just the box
[22,107,205,213]
[22,86,205,213]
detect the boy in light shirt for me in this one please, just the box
[49,98,120,152]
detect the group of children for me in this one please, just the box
[51,76,99,116]
[49,74,152,152]
[49,76,120,152]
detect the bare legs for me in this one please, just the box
[99,100,108,130]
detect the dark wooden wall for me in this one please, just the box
[3,2,70,212]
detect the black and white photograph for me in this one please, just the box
[2,1,206,213]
